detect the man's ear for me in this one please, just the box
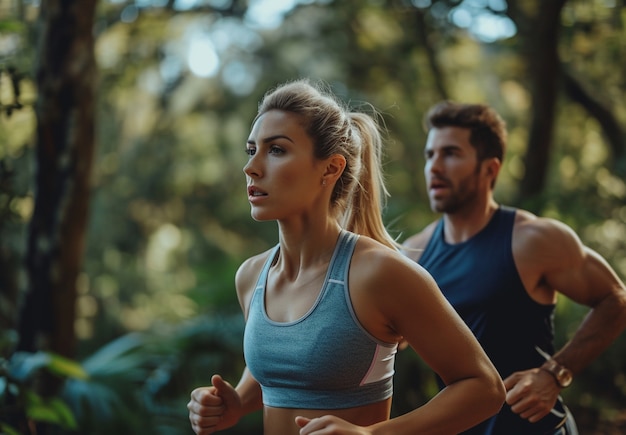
[323,154,346,184]
[484,157,501,179]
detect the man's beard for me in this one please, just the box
[431,176,479,214]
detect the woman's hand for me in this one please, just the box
[295,415,371,435]
[188,375,242,434]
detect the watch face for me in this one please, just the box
[557,368,573,387]
[544,360,573,388]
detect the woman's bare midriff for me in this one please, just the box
[262,397,392,435]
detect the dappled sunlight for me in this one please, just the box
[222,60,263,96]
[584,218,626,252]
[355,8,405,49]
[2,0,626,433]
[188,36,219,77]
[117,89,160,141]
[146,223,184,271]
[450,0,516,43]
[93,273,120,300]
[581,128,608,169]
[201,218,259,258]
[500,80,530,111]
[10,195,33,221]
[119,276,199,331]
[559,155,579,186]
[95,24,129,69]
[245,0,305,29]
[596,168,626,199]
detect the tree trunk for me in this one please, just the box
[508,0,568,210]
[17,0,98,400]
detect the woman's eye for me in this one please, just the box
[245,148,256,156]
[269,146,284,155]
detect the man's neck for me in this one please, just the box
[442,200,499,244]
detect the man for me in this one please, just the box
[402,101,626,434]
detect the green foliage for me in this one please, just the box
[0,343,80,432]
[1,0,625,432]
[24,392,77,429]
[64,313,256,434]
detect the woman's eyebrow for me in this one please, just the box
[248,134,294,145]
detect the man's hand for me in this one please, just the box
[503,368,562,423]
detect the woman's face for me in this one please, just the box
[243,109,327,222]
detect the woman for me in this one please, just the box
[188,79,505,435]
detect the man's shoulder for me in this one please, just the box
[403,221,439,248]
[513,209,575,237]
[401,220,439,262]
[512,209,583,258]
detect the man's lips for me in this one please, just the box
[428,179,451,196]
[429,179,450,190]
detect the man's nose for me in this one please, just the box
[426,154,443,174]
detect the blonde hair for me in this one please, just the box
[256,79,398,250]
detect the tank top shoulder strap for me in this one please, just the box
[497,205,517,221]
[423,218,445,250]
[252,245,280,297]
[433,217,445,237]
[326,230,358,283]
[489,206,517,239]
[251,232,357,297]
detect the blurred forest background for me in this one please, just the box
[1,0,625,434]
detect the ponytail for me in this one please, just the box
[341,112,400,251]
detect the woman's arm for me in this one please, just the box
[346,242,505,434]
[189,253,269,434]
[188,368,263,435]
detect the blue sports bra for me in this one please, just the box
[243,230,397,409]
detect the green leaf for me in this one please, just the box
[47,353,89,381]
[9,351,88,382]
[0,19,25,33]
[8,352,50,381]
[25,391,77,429]
[0,423,21,435]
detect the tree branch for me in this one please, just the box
[561,67,626,173]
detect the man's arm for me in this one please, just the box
[549,245,626,370]
[523,217,626,372]
[506,215,626,422]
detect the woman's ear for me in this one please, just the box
[323,154,346,184]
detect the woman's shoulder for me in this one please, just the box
[237,248,275,284]
[238,247,274,272]
[352,235,434,287]
[348,234,448,343]
[235,247,276,314]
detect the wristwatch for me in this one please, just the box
[541,359,573,388]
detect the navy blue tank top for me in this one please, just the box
[419,207,568,434]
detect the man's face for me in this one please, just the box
[423,126,484,214]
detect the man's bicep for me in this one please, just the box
[549,246,623,307]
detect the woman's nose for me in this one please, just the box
[243,155,261,178]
